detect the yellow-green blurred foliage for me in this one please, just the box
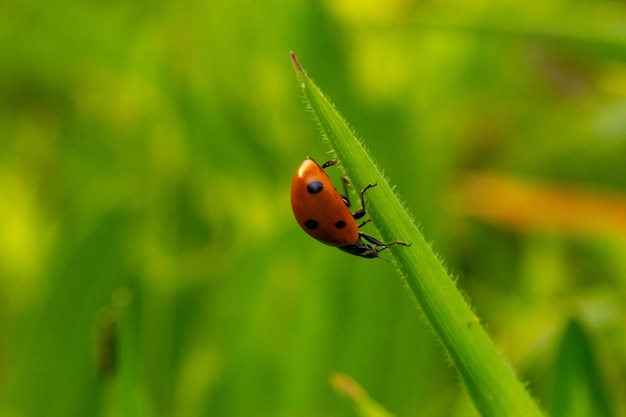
[1,0,625,416]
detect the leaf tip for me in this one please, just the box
[330,373,367,401]
[290,51,304,73]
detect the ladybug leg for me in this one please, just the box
[360,232,386,247]
[352,183,377,220]
[342,177,355,206]
[360,232,411,250]
[357,218,372,229]
[321,160,352,208]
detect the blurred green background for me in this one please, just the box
[1,0,626,416]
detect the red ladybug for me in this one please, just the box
[290,157,409,258]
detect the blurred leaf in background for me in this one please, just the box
[545,320,615,417]
[0,0,625,416]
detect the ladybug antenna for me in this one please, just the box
[377,254,392,263]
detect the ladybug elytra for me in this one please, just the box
[290,157,409,259]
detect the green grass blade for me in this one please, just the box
[548,320,615,417]
[290,52,546,417]
[331,373,396,417]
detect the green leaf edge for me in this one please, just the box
[290,52,546,417]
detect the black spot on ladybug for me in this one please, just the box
[307,180,324,194]
[335,220,346,229]
[304,219,319,230]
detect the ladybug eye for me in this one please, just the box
[307,181,324,194]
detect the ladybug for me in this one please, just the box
[290,157,409,259]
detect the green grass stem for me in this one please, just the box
[290,51,546,417]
